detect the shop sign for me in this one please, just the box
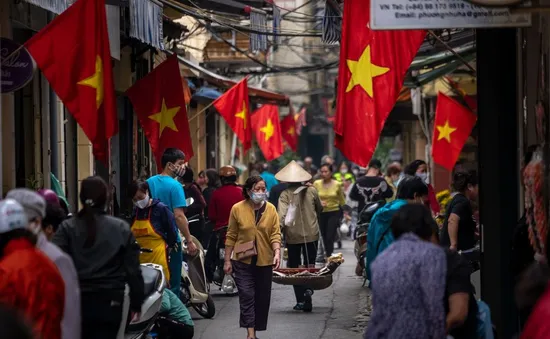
[1,38,35,93]
[370,0,531,30]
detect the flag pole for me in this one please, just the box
[188,100,215,122]
[230,133,238,166]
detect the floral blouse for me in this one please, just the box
[364,233,447,339]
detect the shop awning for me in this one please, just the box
[192,87,222,103]
[172,53,290,105]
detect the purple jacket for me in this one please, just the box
[365,233,446,339]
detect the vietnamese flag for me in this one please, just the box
[280,114,298,152]
[251,105,283,161]
[213,79,252,152]
[25,0,117,164]
[126,55,194,169]
[432,92,477,171]
[334,0,425,167]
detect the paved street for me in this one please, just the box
[191,239,371,339]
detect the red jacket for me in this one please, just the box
[0,238,65,339]
[208,184,244,231]
[522,282,550,339]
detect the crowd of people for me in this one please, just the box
[2,147,550,339]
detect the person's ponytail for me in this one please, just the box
[78,176,108,248]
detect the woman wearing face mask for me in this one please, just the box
[333,161,355,183]
[404,160,440,215]
[384,162,402,202]
[223,176,282,339]
[129,180,178,281]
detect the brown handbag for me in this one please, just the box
[234,240,257,260]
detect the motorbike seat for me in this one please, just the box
[358,200,386,224]
[141,265,162,296]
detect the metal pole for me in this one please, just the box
[48,12,59,179]
[230,134,237,166]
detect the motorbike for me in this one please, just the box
[179,208,216,319]
[208,226,239,295]
[353,200,386,277]
[118,249,166,339]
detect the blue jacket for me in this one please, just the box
[366,199,407,283]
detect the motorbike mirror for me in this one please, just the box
[186,197,194,206]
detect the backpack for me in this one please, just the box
[284,186,307,227]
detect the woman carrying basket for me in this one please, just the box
[276,161,323,312]
[224,176,282,339]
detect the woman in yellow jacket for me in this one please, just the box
[223,176,282,339]
[314,163,346,258]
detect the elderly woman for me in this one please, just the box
[224,176,282,339]
[365,204,446,339]
[276,161,322,312]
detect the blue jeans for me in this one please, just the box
[169,245,183,297]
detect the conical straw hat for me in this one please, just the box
[275,160,312,183]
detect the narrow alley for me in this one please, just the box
[192,240,370,339]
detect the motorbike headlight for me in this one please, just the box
[220,248,226,259]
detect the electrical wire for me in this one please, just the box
[161,0,324,37]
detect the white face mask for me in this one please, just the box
[340,168,348,174]
[416,172,428,183]
[134,195,150,209]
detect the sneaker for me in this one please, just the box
[293,302,305,311]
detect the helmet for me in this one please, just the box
[0,199,28,234]
[37,189,61,208]
[219,166,237,177]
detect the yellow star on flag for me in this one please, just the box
[235,101,247,128]
[346,45,390,97]
[287,126,295,136]
[148,98,180,136]
[260,119,275,141]
[78,55,104,109]
[436,120,457,143]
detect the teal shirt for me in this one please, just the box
[161,289,194,326]
[366,199,408,283]
[147,175,187,242]
[260,171,279,192]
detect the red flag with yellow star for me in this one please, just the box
[432,92,477,171]
[334,0,425,167]
[251,105,283,161]
[213,79,252,152]
[126,55,193,169]
[24,0,117,164]
[280,114,298,152]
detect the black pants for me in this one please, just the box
[319,211,340,257]
[287,242,318,303]
[232,258,273,331]
[205,230,223,282]
[157,316,194,339]
[81,292,124,339]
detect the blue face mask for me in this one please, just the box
[250,192,267,204]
